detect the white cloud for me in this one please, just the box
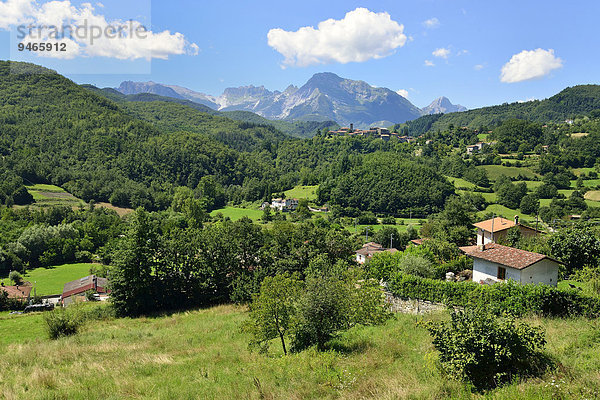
[423,17,439,29]
[424,60,435,67]
[474,64,484,70]
[267,7,407,67]
[432,47,450,59]
[500,48,563,83]
[396,89,408,98]
[0,0,198,60]
[0,0,34,29]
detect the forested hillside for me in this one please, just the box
[0,61,453,216]
[86,85,337,138]
[400,85,600,135]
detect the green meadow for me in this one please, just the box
[1,263,95,296]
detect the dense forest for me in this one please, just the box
[398,85,600,136]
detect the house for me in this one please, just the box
[460,243,560,286]
[271,198,299,212]
[355,242,398,264]
[474,216,540,246]
[61,275,109,306]
[0,284,32,301]
[466,142,486,155]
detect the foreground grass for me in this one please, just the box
[0,263,96,296]
[0,305,599,399]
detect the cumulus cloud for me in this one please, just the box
[424,60,435,67]
[396,89,408,98]
[422,17,439,28]
[432,47,450,59]
[0,0,198,60]
[500,48,563,83]
[267,7,407,67]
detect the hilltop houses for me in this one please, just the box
[328,124,415,142]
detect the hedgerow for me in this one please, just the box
[388,273,600,318]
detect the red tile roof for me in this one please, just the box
[473,217,516,233]
[356,242,397,257]
[1,285,32,299]
[459,243,561,270]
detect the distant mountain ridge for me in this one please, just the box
[422,96,467,115]
[118,73,463,128]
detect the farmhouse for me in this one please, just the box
[356,242,398,264]
[61,275,109,306]
[0,284,32,301]
[271,198,299,211]
[466,142,486,155]
[460,243,560,286]
[474,216,540,246]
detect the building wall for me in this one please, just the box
[520,259,559,286]
[472,258,520,283]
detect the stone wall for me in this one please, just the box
[384,292,446,315]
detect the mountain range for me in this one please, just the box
[117,73,466,128]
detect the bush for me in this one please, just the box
[8,270,23,285]
[424,308,551,391]
[381,216,396,225]
[44,307,83,339]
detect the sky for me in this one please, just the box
[0,0,598,109]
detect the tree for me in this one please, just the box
[292,269,390,351]
[548,227,600,277]
[261,206,272,222]
[245,274,302,355]
[520,194,539,215]
[109,208,159,317]
[8,270,23,285]
[373,226,407,250]
[424,308,549,391]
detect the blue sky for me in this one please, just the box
[0,0,598,109]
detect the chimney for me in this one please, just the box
[514,215,519,225]
[350,123,354,132]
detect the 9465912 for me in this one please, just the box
[17,42,67,52]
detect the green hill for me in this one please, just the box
[400,85,600,135]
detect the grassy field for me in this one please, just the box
[477,204,535,224]
[514,180,544,190]
[571,179,600,188]
[585,191,600,201]
[210,206,264,221]
[0,263,96,296]
[446,176,477,189]
[0,312,45,347]
[0,304,599,399]
[572,167,595,176]
[477,165,538,180]
[25,184,85,208]
[284,185,318,200]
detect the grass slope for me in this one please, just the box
[210,206,264,221]
[284,185,318,200]
[477,165,538,181]
[0,305,599,399]
[1,263,96,296]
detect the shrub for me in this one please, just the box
[381,216,396,225]
[8,270,23,285]
[44,308,83,339]
[424,308,551,391]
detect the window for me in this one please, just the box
[497,266,506,280]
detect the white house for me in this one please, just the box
[355,242,398,264]
[460,243,560,286]
[271,198,299,212]
[474,216,540,246]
